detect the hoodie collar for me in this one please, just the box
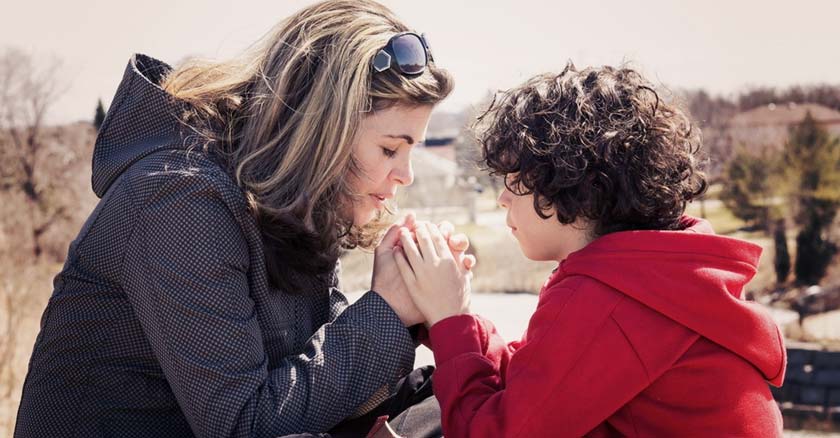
[91,54,188,198]
[554,216,785,385]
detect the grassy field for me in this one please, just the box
[0,263,60,436]
[685,199,745,235]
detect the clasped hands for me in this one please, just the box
[372,213,474,328]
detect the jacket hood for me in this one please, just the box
[556,216,786,386]
[91,54,188,198]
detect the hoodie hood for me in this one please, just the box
[92,54,188,198]
[556,216,786,386]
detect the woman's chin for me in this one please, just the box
[352,208,378,227]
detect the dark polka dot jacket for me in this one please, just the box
[14,54,415,438]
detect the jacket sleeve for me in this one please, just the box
[428,314,520,377]
[121,175,415,438]
[428,284,650,438]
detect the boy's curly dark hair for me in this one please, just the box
[476,63,707,236]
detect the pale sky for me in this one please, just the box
[3,0,839,124]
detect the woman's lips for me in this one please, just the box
[370,194,388,208]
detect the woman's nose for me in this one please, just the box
[391,158,414,186]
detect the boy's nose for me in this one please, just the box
[497,187,511,209]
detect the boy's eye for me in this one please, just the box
[381,147,397,158]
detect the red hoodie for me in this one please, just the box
[428,217,786,437]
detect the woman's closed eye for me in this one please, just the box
[381,146,398,158]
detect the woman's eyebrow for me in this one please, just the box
[384,134,421,145]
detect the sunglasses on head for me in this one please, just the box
[372,32,434,76]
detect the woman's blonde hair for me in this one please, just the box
[161,0,453,290]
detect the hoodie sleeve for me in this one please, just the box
[428,314,521,376]
[121,175,414,438]
[429,283,650,438]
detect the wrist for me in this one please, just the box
[428,314,485,365]
[427,309,468,328]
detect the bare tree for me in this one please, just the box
[0,48,67,405]
[0,47,68,258]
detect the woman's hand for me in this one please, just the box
[393,222,472,327]
[373,215,476,327]
[372,214,425,327]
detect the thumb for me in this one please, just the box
[449,233,470,253]
[463,254,476,271]
[403,212,417,230]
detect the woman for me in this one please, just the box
[14,1,460,437]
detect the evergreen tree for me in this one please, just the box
[795,215,836,285]
[94,99,106,131]
[720,147,778,229]
[784,112,840,284]
[773,219,790,284]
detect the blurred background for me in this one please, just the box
[2,0,840,435]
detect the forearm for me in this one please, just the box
[427,290,648,438]
[429,314,513,370]
[146,292,415,437]
[272,291,416,427]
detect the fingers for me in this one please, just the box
[449,233,470,253]
[438,221,454,240]
[463,254,476,270]
[377,223,404,254]
[392,247,417,288]
[403,212,417,230]
[399,219,469,265]
[413,222,437,260]
[399,228,425,267]
[427,223,451,259]
[438,221,470,253]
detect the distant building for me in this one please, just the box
[422,135,458,163]
[399,145,461,208]
[727,103,840,152]
[424,136,457,147]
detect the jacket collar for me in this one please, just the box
[91,54,189,198]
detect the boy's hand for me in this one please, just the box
[393,222,472,327]
[402,218,476,271]
[437,221,476,271]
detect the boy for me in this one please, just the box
[391,64,786,437]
